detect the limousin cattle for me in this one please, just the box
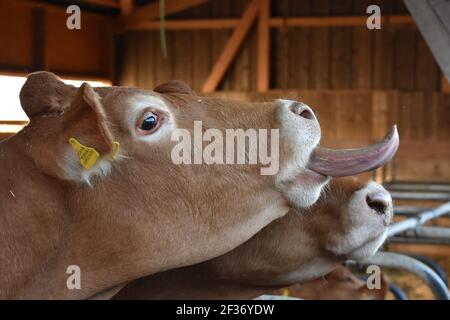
[0,72,398,299]
[114,177,393,300]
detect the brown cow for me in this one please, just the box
[114,177,393,300]
[0,72,398,299]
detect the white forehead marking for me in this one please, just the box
[129,94,170,114]
[128,94,175,142]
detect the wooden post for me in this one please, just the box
[202,0,260,93]
[257,0,270,92]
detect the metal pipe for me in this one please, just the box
[390,191,450,201]
[349,252,450,300]
[394,206,431,215]
[386,183,450,192]
[387,202,450,237]
[389,236,450,245]
[403,226,450,239]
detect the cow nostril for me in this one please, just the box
[366,192,390,215]
[299,109,314,120]
[290,104,315,120]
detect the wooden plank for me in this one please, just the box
[173,31,194,86]
[126,15,415,30]
[416,33,439,91]
[437,94,450,141]
[192,5,211,91]
[395,140,450,161]
[129,19,238,30]
[287,0,311,89]
[257,0,270,92]
[44,9,114,79]
[372,92,389,140]
[372,28,394,89]
[0,1,34,68]
[351,0,374,89]
[394,28,416,90]
[329,0,352,89]
[120,32,137,87]
[336,92,372,141]
[351,27,372,89]
[408,92,425,140]
[139,31,154,89]
[309,0,330,89]
[271,15,414,27]
[154,31,174,85]
[202,0,259,93]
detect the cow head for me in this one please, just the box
[200,177,394,287]
[1,71,397,298]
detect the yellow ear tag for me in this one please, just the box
[69,138,100,170]
[110,141,120,160]
[281,288,290,297]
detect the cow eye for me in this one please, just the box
[140,113,158,131]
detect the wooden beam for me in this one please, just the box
[82,0,120,8]
[202,0,260,93]
[257,0,270,92]
[126,15,414,31]
[442,75,450,93]
[119,0,133,15]
[270,15,414,27]
[123,0,209,30]
[127,18,238,30]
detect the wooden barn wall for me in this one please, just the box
[0,1,114,80]
[119,0,441,92]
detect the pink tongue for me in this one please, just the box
[308,126,399,177]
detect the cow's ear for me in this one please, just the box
[20,71,75,119]
[59,83,116,182]
[63,82,114,156]
[153,80,197,96]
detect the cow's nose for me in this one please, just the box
[290,103,316,120]
[366,191,391,215]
